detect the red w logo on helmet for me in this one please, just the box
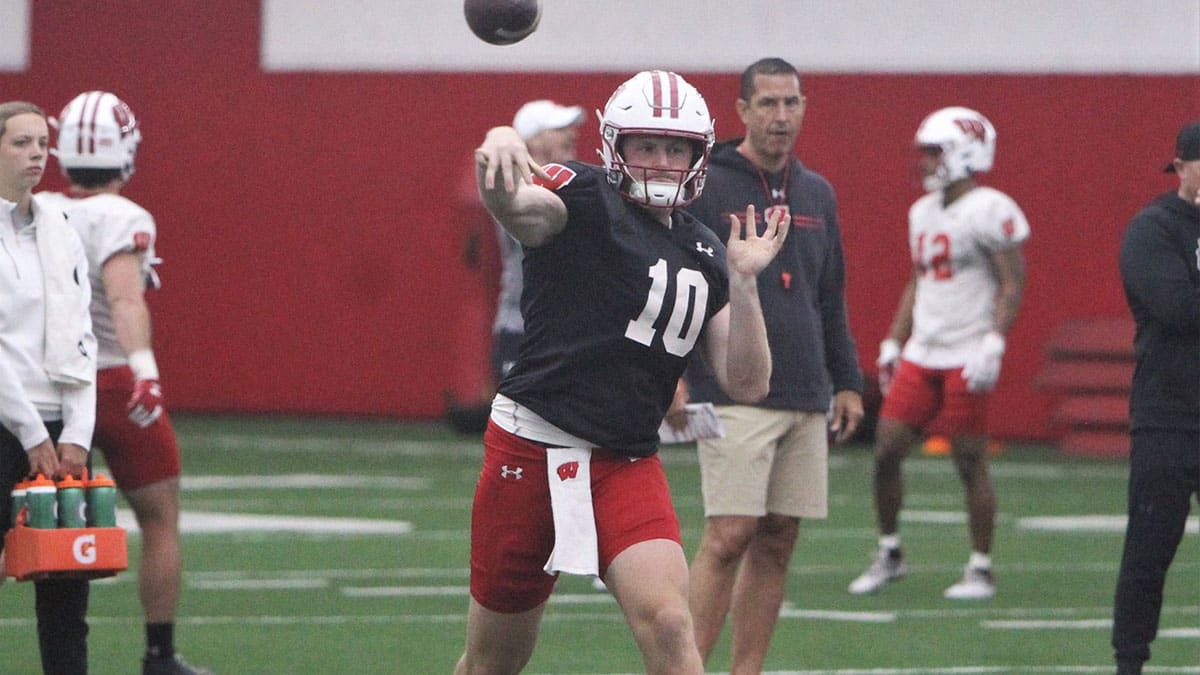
[555,461,580,481]
[954,118,988,142]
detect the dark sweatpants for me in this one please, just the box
[1111,428,1200,674]
[0,422,90,675]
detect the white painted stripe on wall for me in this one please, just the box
[0,0,29,71]
[261,0,1200,73]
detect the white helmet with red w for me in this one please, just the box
[52,91,142,182]
[915,106,995,192]
[598,70,715,207]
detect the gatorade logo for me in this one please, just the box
[72,534,97,565]
[556,461,580,481]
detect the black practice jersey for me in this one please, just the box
[498,162,730,456]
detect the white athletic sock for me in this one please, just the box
[879,535,900,551]
[969,551,991,570]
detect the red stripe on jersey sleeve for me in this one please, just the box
[532,163,578,191]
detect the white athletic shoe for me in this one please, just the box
[943,566,995,600]
[848,547,906,595]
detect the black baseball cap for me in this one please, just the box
[1164,120,1200,173]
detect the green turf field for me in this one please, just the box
[1,415,1196,674]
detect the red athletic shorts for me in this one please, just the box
[93,366,182,490]
[469,420,681,613]
[879,359,989,435]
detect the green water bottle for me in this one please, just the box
[9,479,27,526]
[56,474,87,528]
[24,474,57,529]
[85,472,118,528]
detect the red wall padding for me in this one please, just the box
[4,3,1196,439]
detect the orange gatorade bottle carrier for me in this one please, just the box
[3,471,127,582]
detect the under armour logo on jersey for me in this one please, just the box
[696,242,714,257]
[500,465,523,480]
[555,461,580,481]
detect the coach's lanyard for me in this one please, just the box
[754,161,791,207]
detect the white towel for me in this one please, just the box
[35,203,96,386]
[542,447,599,576]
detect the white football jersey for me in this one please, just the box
[902,186,1029,368]
[38,192,160,370]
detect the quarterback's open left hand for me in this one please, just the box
[128,379,164,428]
[961,332,1005,393]
[726,204,789,278]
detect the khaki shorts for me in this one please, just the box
[697,406,828,519]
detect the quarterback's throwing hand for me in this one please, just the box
[726,203,789,278]
[128,379,165,428]
[475,126,550,193]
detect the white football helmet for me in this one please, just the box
[52,91,141,182]
[915,106,995,192]
[597,70,715,208]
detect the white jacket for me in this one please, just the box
[0,195,96,450]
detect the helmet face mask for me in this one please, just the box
[598,71,715,208]
[52,91,141,183]
[914,106,995,192]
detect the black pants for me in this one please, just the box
[1,422,90,675]
[1112,428,1200,674]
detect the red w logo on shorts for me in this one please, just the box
[555,461,580,481]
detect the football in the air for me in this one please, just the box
[464,0,542,46]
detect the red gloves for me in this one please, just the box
[128,379,164,428]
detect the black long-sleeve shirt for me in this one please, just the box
[1118,190,1200,432]
[685,140,863,411]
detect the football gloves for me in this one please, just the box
[128,379,164,428]
[961,332,1006,393]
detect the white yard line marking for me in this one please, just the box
[983,619,1112,629]
[901,510,968,524]
[1020,515,1199,534]
[343,586,468,597]
[191,578,329,590]
[189,568,469,580]
[182,474,428,490]
[193,434,478,458]
[116,510,412,535]
[778,606,896,623]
